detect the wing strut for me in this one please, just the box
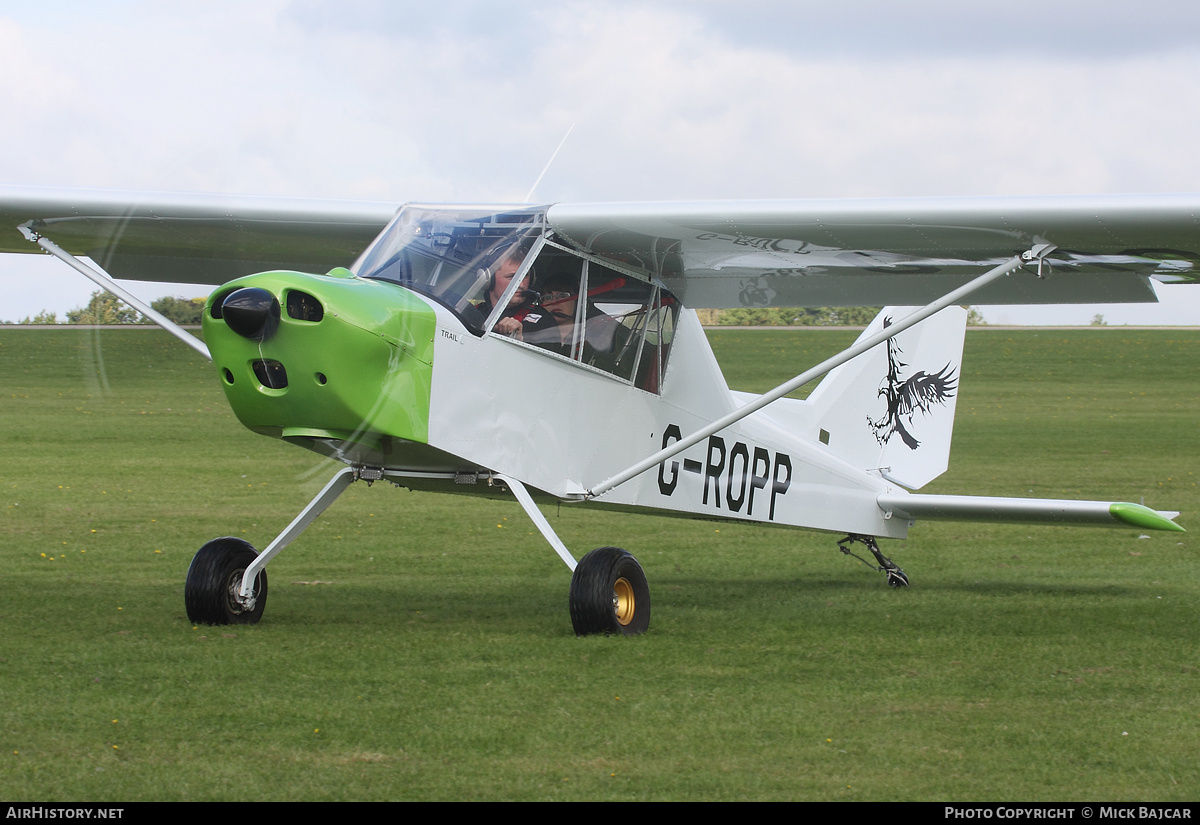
[586,243,1056,499]
[18,223,212,360]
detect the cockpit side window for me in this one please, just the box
[507,243,679,393]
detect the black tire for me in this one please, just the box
[569,546,650,636]
[886,568,910,588]
[185,537,268,625]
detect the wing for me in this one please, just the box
[546,195,1200,307]
[0,185,398,285]
[6,186,1200,305]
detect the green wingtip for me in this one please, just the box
[1110,502,1186,533]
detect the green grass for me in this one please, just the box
[1,327,1197,801]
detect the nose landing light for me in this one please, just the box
[222,287,281,341]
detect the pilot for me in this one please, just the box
[474,252,557,342]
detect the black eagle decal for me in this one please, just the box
[868,317,958,450]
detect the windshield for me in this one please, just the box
[354,203,680,393]
[353,204,546,331]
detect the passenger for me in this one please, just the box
[528,274,579,354]
[534,273,621,365]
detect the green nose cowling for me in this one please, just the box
[202,269,437,448]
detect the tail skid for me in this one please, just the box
[838,534,910,587]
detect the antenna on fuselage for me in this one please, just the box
[524,122,575,203]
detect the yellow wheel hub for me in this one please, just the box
[613,577,636,626]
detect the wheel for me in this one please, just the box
[569,546,650,636]
[185,537,268,625]
[886,568,910,587]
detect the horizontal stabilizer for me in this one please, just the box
[878,493,1184,532]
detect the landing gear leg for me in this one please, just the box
[185,465,360,624]
[494,474,651,635]
[837,534,910,587]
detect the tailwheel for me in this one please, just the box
[837,534,909,587]
[569,546,651,636]
[185,537,268,624]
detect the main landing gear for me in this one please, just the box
[183,466,652,635]
[837,534,910,587]
[498,475,650,636]
[185,466,358,626]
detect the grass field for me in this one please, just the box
[1,326,1197,801]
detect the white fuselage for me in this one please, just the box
[425,301,908,539]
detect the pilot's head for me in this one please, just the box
[488,255,534,307]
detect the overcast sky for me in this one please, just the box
[3,0,1200,324]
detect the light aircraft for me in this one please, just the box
[1,186,1192,635]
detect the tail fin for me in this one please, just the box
[805,306,967,489]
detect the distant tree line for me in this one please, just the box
[2,292,206,325]
[698,306,988,326]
